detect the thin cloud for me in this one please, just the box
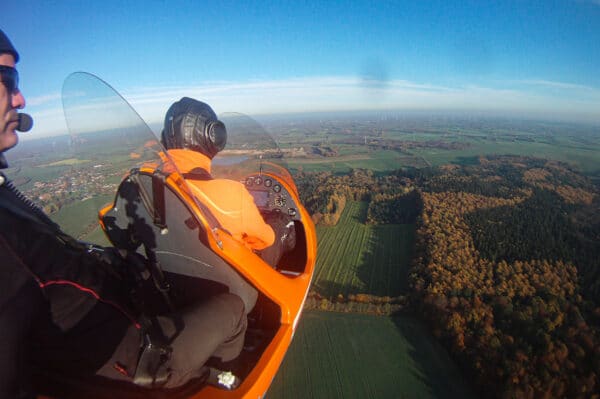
[516,79,597,91]
[26,92,62,106]
[21,76,600,140]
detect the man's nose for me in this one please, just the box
[12,90,25,109]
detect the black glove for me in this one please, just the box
[263,212,296,251]
[82,243,149,282]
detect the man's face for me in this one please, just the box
[0,53,26,152]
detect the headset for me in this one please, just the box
[161,97,227,159]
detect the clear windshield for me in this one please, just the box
[61,72,296,242]
[213,113,297,196]
[62,72,165,173]
[59,72,177,242]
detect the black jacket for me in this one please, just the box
[0,173,137,398]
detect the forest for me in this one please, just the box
[295,155,600,399]
[295,168,421,226]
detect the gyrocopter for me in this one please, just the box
[35,72,316,399]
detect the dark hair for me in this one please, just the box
[161,97,227,159]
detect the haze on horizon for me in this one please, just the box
[3,0,600,139]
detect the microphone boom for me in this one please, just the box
[17,113,33,132]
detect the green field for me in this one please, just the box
[285,137,600,176]
[42,158,91,167]
[280,122,600,176]
[314,201,415,297]
[268,311,475,399]
[50,195,113,242]
[411,139,600,174]
[6,164,72,190]
[83,225,112,246]
[287,149,427,173]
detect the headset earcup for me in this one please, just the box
[205,121,227,156]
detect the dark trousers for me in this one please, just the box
[95,292,247,389]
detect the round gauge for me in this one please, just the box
[264,179,272,187]
[273,184,281,193]
[245,177,254,186]
[254,177,262,186]
[274,195,286,207]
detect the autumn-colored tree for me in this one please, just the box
[408,156,600,398]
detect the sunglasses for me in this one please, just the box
[0,65,19,94]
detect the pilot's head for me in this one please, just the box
[0,29,27,165]
[161,97,227,159]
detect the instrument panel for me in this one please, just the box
[244,174,299,219]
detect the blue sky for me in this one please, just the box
[3,0,600,138]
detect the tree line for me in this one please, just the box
[295,168,421,225]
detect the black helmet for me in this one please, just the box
[161,97,227,159]
[0,29,19,62]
